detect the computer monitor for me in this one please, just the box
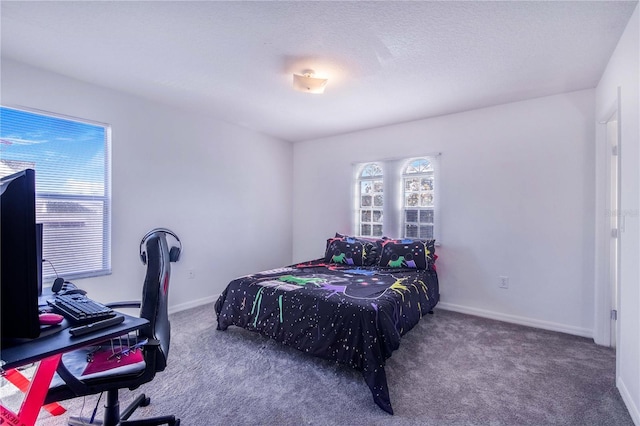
[1,168,41,339]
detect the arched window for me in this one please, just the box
[357,163,383,237]
[403,158,434,239]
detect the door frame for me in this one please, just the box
[594,88,622,348]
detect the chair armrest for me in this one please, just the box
[55,358,87,395]
[105,301,141,309]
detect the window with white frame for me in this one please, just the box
[0,106,111,280]
[403,158,435,239]
[356,162,384,237]
[354,156,438,240]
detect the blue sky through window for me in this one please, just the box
[0,107,106,196]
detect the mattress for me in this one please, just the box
[215,258,439,414]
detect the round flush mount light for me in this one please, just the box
[292,70,328,94]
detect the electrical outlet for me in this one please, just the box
[499,276,509,289]
[188,270,195,279]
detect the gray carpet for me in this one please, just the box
[31,304,632,425]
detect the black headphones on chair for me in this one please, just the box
[139,228,182,264]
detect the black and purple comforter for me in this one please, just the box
[215,259,439,414]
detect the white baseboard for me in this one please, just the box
[618,376,640,426]
[436,302,593,339]
[169,294,218,315]
[168,298,595,338]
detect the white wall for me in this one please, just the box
[596,5,640,425]
[1,59,294,312]
[293,89,596,337]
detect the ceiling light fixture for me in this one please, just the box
[292,70,328,94]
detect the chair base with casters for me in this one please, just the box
[66,389,179,425]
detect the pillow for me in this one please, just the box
[377,238,436,269]
[324,235,377,266]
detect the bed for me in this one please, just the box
[215,235,439,414]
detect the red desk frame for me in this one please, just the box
[1,355,62,425]
[4,366,67,417]
[1,314,147,426]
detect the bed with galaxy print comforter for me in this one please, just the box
[215,236,439,414]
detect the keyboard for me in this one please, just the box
[48,294,116,325]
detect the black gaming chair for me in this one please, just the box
[45,229,181,425]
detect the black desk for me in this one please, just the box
[1,310,148,426]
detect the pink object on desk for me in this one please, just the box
[39,313,64,325]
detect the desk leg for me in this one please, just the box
[4,368,67,416]
[17,354,62,426]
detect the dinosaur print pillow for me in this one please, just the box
[377,238,436,269]
[324,235,377,266]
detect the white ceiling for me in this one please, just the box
[1,1,637,142]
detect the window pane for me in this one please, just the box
[405,224,418,238]
[402,157,437,242]
[421,177,433,190]
[361,163,383,177]
[420,193,433,207]
[405,158,432,174]
[405,178,420,191]
[420,210,434,223]
[40,199,106,276]
[372,225,383,236]
[356,162,384,237]
[0,106,110,280]
[406,193,419,207]
[0,109,106,196]
[419,225,434,239]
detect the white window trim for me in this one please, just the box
[402,157,437,240]
[0,105,112,280]
[354,162,384,238]
[352,153,441,242]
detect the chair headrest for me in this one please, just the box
[139,228,182,264]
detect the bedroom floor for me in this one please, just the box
[21,304,633,425]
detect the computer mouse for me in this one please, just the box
[39,313,64,325]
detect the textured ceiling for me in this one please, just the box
[1,1,637,142]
